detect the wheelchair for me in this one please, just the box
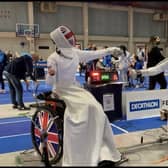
[30,91,66,166]
[30,90,128,167]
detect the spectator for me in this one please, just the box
[3,52,39,110]
[147,36,167,90]
[118,45,131,87]
[76,44,86,76]
[132,54,144,88]
[103,46,113,68]
[6,50,13,63]
[84,43,97,82]
[0,49,7,93]
[137,47,145,62]
[91,44,99,70]
[33,54,45,79]
[96,58,110,71]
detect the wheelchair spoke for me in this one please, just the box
[47,116,59,132]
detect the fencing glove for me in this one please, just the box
[106,47,124,57]
[129,68,142,79]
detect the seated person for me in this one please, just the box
[46,25,124,166]
[96,58,110,71]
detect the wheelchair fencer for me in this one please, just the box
[31,25,126,166]
[30,90,66,166]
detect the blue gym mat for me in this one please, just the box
[0,115,166,154]
[0,74,167,154]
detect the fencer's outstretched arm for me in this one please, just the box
[130,57,168,79]
[74,47,123,63]
[141,57,168,76]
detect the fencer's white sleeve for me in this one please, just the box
[141,57,168,76]
[46,73,56,86]
[45,54,57,86]
[74,47,123,63]
[74,48,109,63]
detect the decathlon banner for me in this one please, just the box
[122,89,168,120]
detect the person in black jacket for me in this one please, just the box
[0,49,8,93]
[147,36,167,90]
[3,52,39,110]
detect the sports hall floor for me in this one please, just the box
[1,74,168,166]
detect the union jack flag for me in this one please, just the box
[33,110,61,160]
[60,25,76,47]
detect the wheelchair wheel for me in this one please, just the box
[31,106,63,165]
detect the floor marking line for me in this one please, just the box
[0,133,31,139]
[110,123,129,133]
[0,120,30,125]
